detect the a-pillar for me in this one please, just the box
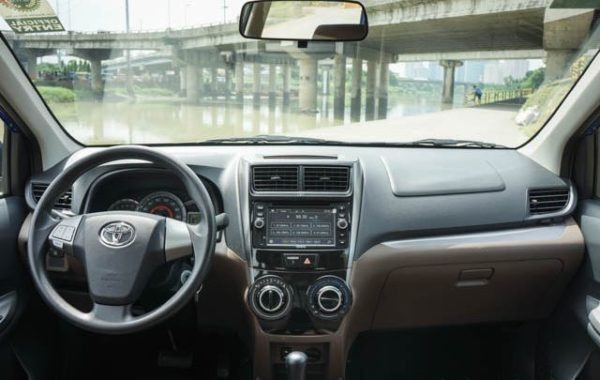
[365,61,377,121]
[333,55,346,121]
[268,63,277,108]
[377,61,389,119]
[282,63,291,107]
[235,61,244,103]
[350,58,362,122]
[440,60,463,105]
[298,57,318,113]
[253,62,261,107]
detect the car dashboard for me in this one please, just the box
[18,145,585,380]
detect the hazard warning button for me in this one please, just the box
[283,253,318,269]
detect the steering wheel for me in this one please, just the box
[27,146,216,334]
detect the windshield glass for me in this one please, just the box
[0,0,599,147]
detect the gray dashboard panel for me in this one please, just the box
[25,146,571,261]
[382,155,505,196]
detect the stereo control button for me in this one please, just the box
[254,218,265,229]
[336,218,348,230]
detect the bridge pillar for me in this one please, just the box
[365,61,377,121]
[543,10,594,81]
[225,66,232,100]
[268,63,277,108]
[17,49,51,80]
[73,49,113,99]
[545,50,577,82]
[185,63,199,102]
[440,60,463,104]
[210,64,218,99]
[253,62,261,107]
[298,57,318,113]
[198,67,206,99]
[90,59,104,96]
[235,61,244,103]
[333,55,346,121]
[282,63,291,107]
[377,61,389,120]
[350,58,362,122]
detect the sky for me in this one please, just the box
[0,0,249,31]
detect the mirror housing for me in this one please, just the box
[239,0,368,42]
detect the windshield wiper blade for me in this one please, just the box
[407,138,506,149]
[199,135,344,145]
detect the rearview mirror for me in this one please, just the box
[239,0,368,42]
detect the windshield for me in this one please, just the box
[0,1,598,147]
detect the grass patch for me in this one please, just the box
[37,86,75,103]
[519,79,573,137]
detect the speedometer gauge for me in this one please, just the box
[139,191,186,221]
[108,198,139,211]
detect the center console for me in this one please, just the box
[241,159,361,379]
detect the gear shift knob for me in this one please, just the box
[285,351,307,380]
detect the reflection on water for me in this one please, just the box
[52,94,461,145]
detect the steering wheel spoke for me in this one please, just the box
[47,214,83,257]
[90,303,133,323]
[165,218,194,262]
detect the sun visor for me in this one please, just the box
[0,0,65,34]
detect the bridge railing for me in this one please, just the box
[466,88,534,106]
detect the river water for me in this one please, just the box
[51,92,465,145]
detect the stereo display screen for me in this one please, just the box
[266,207,336,247]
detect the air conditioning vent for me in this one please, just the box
[304,166,350,192]
[252,166,299,191]
[528,188,570,215]
[31,183,73,210]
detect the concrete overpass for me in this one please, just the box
[2,0,597,119]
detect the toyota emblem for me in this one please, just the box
[99,222,136,248]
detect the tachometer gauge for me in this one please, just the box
[108,198,139,211]
[139,191,186,221]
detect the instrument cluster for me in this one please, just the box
[108,190,201,224]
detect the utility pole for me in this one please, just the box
[56,0,62,68]
[125,0,135,98]
[167,0,171,29]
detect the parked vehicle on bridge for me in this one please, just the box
[0,0,599,379]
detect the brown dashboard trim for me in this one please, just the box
[18,213,585,380]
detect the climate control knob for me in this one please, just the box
[316,285,343,313]
[248,275,293,321]
[257,285,285,313]
[307,276,352,320]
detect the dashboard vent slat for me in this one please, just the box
[303,166,350,192]
[528,188,569,215]
[252,166,299,191]
[31,183,73,210]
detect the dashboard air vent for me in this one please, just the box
[304,166,350,192]
[31,183,73,210]
[528,188,569,215]
[252,166,299,191]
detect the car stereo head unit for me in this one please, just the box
[252,202,350,249]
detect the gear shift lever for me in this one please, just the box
[285,351,307,380]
